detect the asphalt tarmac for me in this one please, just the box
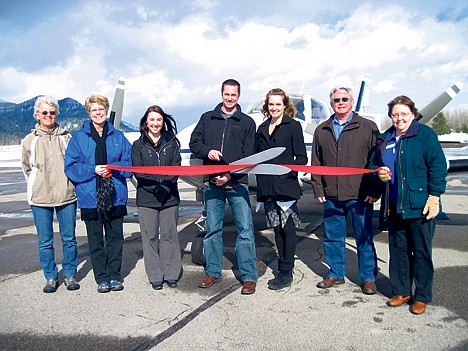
[0,170,467,351]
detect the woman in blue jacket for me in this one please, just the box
[65,94,132,293]
[256,88,308,290]
[132,105,182,290]
[370,95,447,315]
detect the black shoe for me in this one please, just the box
[151,281,163,290]
[166,280,178,288]
[64,276,80,291]
[43,278,58,293]
[268,272,293,290]
[110,280,124,291]
[97,282,111,293]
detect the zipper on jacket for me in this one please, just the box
[220,118,228,155]
[397,139,405,212]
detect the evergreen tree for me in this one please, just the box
[431,112,451,135]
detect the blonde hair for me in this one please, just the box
[85,94,109,112]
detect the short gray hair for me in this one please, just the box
[34,95,60,120]
[329,86,354,100]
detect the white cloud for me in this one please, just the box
[1,1,467,129]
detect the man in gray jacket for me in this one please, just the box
[311,86,379,295]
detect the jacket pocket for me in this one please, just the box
[407,177,428,209]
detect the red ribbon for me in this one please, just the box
[109,164,256,176]
[108,164,383,176]
[285,165,378,175]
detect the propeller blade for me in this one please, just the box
[418,82,463,124]
[109,78,125,129]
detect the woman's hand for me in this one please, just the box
[95,165,112,178]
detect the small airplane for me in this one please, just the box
[110,78,464,264]
[112,79,464,199]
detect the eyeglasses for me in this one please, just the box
[391,112,411,119]
[40,111,57,116]
[332,97,350,103]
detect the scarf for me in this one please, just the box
[90,122,115,224]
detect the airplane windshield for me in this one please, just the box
[246,95,328,122]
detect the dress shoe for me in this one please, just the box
[410,301,427,315]
[241,281,256,295]
[316,277,345,289]
[198,275,219,288]
[362,281,377,295]
[386,295,411,307]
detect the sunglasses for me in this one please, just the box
[40,111,57,116]
[332,97,350,103]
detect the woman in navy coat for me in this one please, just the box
[370,95,447,314]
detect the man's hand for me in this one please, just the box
[316,196,326,203]
[378,166,391,182]
[208,150,223,161]
[212,173,231,186]
[364,196,378,204]
[422,195,440,220]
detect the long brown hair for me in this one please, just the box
[261,88,296,118]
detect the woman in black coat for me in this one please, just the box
[256,88,308,290]
[132,105,182,290]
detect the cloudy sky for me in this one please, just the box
[1,0,467,130]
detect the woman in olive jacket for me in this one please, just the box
[256,88,308,290]
[132,105,182,290]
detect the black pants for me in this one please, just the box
[388,211,436,303]
[274,215,297,272]
[84,217,124,284]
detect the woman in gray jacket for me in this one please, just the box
[21,96,79,293]
[132,105,182,290]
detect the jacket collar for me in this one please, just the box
[322,112,360,129]
[82,119,116,136]
[211,102,243,121]
[259,114,293,128]
[379,119,419,142]
[140,131,176,147]
[32,123,67,136]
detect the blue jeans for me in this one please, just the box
[31,203,78,279]
[323,199,377,282]
[204,185,258,282]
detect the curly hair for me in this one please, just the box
[33,95,59,120]
[261,88,296,118]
